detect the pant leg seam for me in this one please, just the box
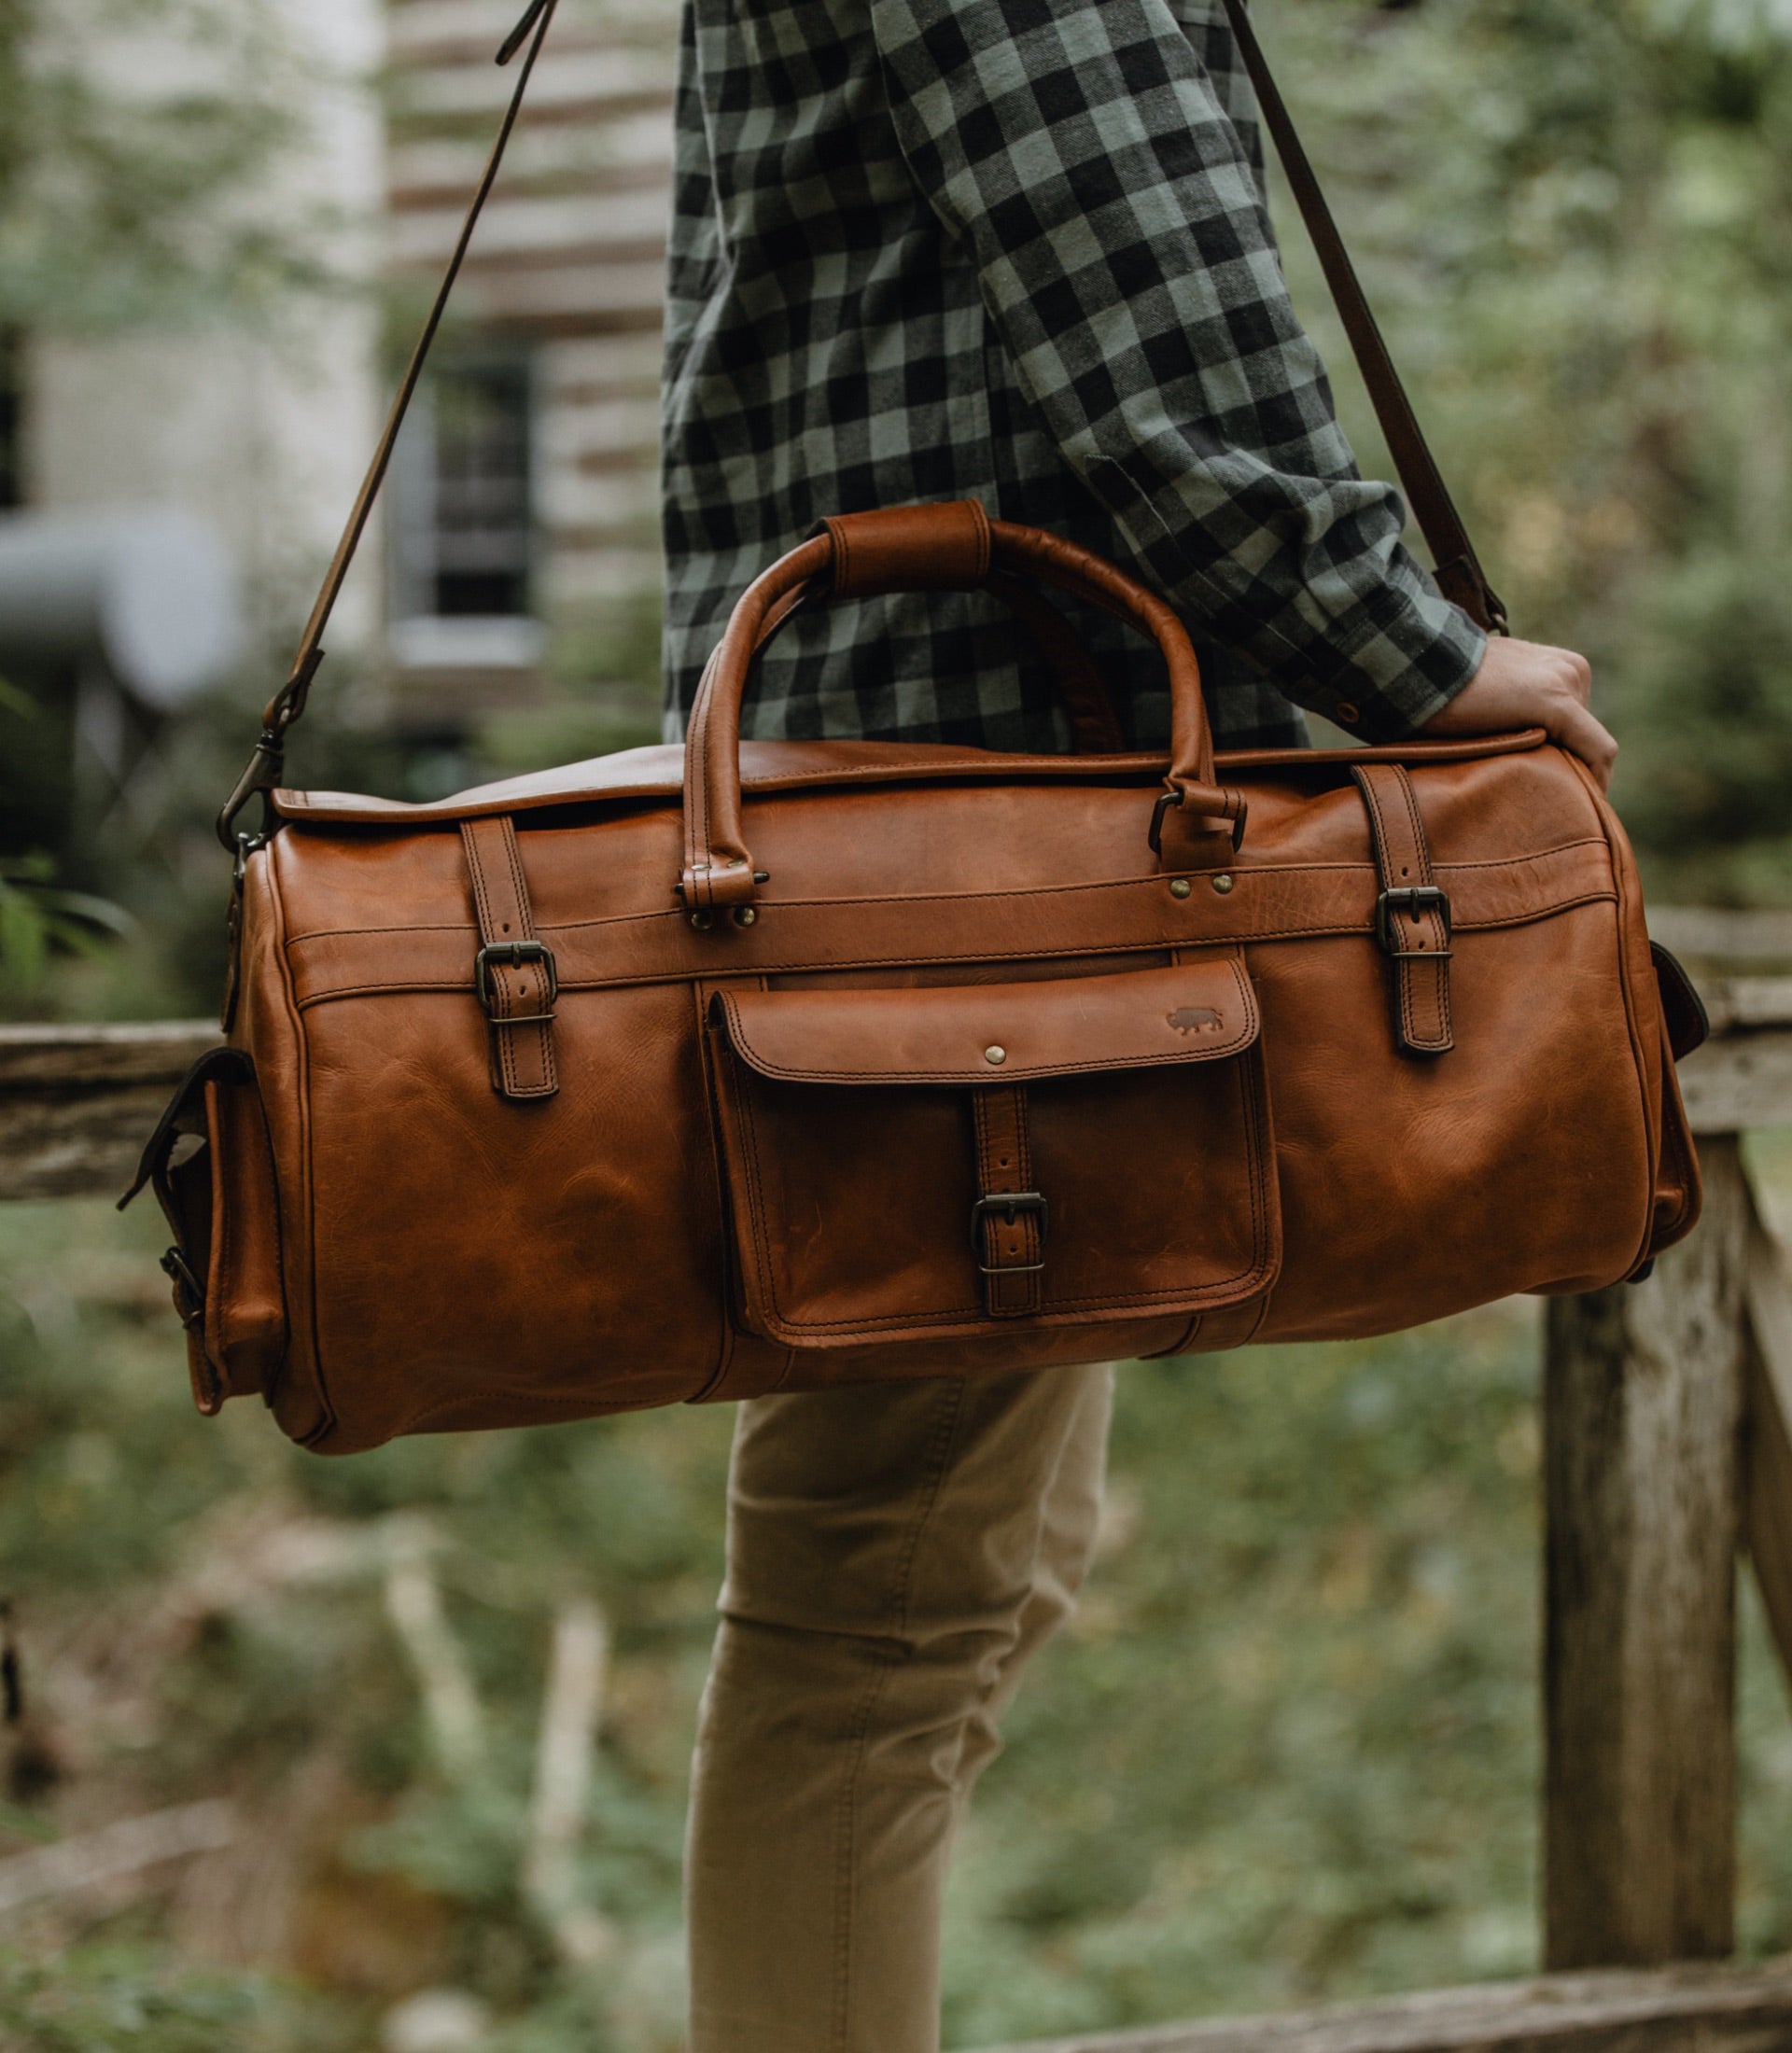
[828,1376,968,2053]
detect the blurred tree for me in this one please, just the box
[1278,0,1792,900]
[0,0,333,1016]
[0,0,324,333]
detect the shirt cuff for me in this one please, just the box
[1269,557,1488,745]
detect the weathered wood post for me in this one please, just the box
[1543,1139,1749,1967]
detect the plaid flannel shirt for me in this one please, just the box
[660,0,1486,751]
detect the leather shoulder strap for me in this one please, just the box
[217,0,564,852]
[1217,0,1505,635]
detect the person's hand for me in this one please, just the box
[1419,635,1617,789]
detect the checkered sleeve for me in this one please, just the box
[866,0,1485,739]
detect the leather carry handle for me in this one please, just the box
[677,501,1247,913]
[742,548,1130,756]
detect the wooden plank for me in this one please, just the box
[1680,1027,1792,1136]
[1740,1182,1792,1696]
[1541,1137,1749,1968]
[1699,977,1792,1033]
[0,1022,217,1203]
[973,1957,1792,2053]
[1649,905,1792,964]
[0,1022,220,1086]
[1663,972,1792,1134]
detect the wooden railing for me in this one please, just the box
[5,917,1792,2050]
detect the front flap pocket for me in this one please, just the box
[707,957,1280,1347]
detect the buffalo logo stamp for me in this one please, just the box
[1167,1006,1225,1036]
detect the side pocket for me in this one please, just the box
[119,1049,288,1414]
[1639,943,1705,1265]
[1651,941,1710,1062]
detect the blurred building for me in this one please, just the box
[7,0,674,747]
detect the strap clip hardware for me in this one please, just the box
[1375,885,1452,957]
[971,1192,1050,1274]
[475,940,559,1023]
[161,1247,205,1326]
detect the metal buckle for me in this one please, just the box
[972,1193,1050,1275]
[475,939,559,1024]
[1375,885,1452,957]
[161,1246,205,1326]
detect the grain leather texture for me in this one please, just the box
[161,510,1701,1452]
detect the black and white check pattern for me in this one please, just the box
[660,0,1485,751]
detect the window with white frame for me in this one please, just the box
[389,350,536,631]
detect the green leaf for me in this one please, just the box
[34,887,135,937]
[0,886,49,990]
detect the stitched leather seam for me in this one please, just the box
[973,1083,1042,1316]
[716,964,1257,1082]
[729,1041,789,1328]
[278,732,1555,822]
[278,842,1613,949]
[267,833,338,1442]
[287,893,1623,1008]
[748,1274,1277,1336]
[1390,768,1451,1048]
[721,1044,1257,1085]
[684,980,740,1404]
[1569,758,1677,1273]
[1356,764,1452,1054]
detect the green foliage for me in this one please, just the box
[5,1198,1792,2047]
[1277,0,1792,901]
[0,1945,343,2053]
[0,0,329,334]
[0,854,131,998]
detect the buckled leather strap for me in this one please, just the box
[1351,762,1453,1056]
[972,1085,1045,1317]
[461,816,559,1100]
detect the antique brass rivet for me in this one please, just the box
[735,906,758,927]
[689,910,715,931]
[1169,877,1192,900]
[1211,873,1235,895]
[984,1045,1007,1066]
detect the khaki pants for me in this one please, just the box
[685,1361,1116,2053]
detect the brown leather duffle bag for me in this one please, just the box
[124,0,1705,1453]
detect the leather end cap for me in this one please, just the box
[817,500,991,599]
[679,858,758,911]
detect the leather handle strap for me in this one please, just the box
[216,0,564,853]
[462,816,560,1099]
[973,1085,1045,1318]
[819,503,1128,750]
[679,506,1241,910]
[1351,761,1453,1055]
[1217,0,1505,634]
[744,557,1128,753]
